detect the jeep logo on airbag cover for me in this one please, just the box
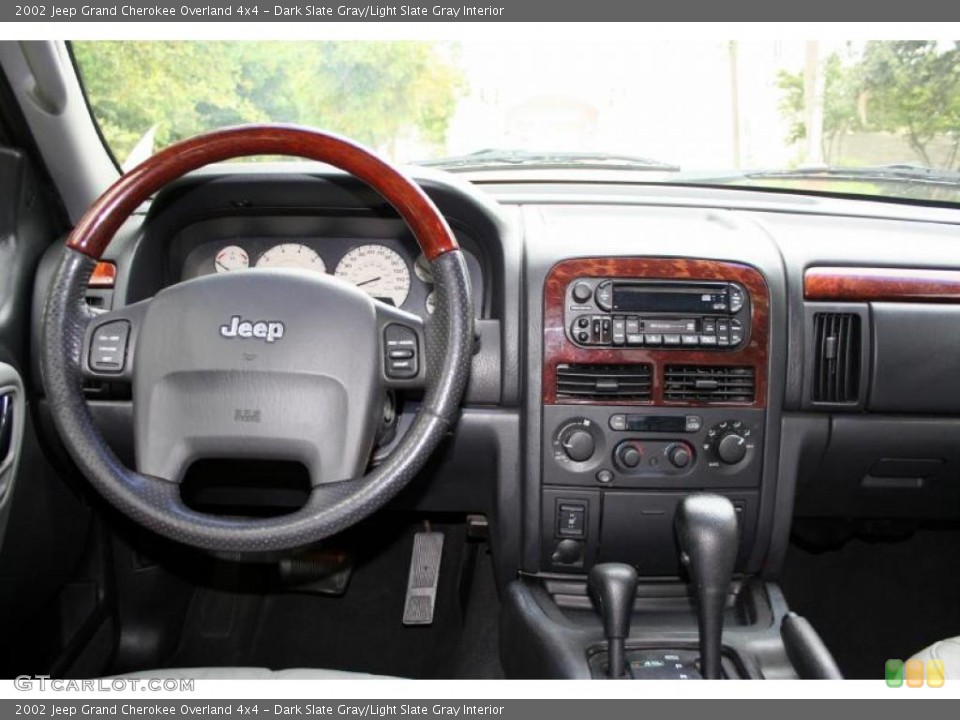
[219,316,285,343]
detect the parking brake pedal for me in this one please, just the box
[402,531,444,625]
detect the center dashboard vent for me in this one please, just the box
[664,365,755,402]
[556,363,653,400]
[811,312,861,404]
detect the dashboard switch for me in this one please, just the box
[557,503,587,538]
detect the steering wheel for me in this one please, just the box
[41,125,474,552]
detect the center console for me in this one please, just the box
[540,257,769,577]
[499,253,840,680]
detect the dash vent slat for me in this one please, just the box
[556,363,653,401]
[812,312,861,404]
[664,365,755,403]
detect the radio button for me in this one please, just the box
[595,281,613,311]
[626,333,644,346]
[729,285,745,313]
[717,319,730,334]
[681,334,699,346]
[572,282,593,303]
[663,334,681,346]
[730,320,744,345]
[699,335,718,346]
[644,334,663,346]
[611,317,626,345]
[625,317,640,335]
[702,318,717,334]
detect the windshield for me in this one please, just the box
[72,40,960,203]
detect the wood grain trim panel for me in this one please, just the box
[543,258,770,407]
[66,125,458,261]
[804,266,960,303]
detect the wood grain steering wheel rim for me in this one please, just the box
[67,124,459,261]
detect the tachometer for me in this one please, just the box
[256,243,326,273]
[214,245,249,273]
[335,245,411,307]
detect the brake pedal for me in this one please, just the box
[402,531,444,625]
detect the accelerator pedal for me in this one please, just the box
[402,530,444,626]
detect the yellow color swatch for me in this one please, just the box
[926,659,945,688]
[906,658,924,687]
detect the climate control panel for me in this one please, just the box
[543,405,763,490]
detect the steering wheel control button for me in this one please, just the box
[384,324,419,379]
[89,321,130,373]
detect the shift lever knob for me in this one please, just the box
[588,562,638,678]
[674,494,739,679]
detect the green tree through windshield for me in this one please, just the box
[73,41,465,165]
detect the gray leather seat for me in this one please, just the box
[910,637,960,679]
[111,667,391,680]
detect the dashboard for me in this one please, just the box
[26,165,960,593]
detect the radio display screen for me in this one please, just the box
[612,285,728,314]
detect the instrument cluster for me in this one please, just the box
[181,237,482,318]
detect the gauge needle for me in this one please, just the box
[216,261,229,271]
[356,276,382,287]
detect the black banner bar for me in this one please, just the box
[4,0,960,23]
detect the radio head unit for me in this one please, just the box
[566,279,750,349]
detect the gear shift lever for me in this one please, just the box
[588,563,638,679]
[674,494,738,679]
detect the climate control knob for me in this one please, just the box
[716,432,748,465]
[667,443,693,469]
[615,442,643,469]
[560,427,596,463]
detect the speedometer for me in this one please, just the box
[334,245,411,307]
[256,243,326,273]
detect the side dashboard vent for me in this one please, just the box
[664,365,755,402]
[556,363,653,400]
[812,312,861,403]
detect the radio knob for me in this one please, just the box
[615,442,643,469]
[667,443,693,469]
[571,282,593,303]
[716,432,747,465]
[560,427,596,463]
